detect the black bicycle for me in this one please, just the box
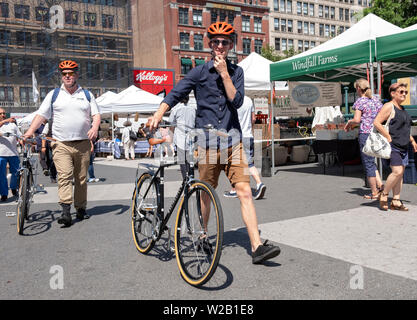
[1,132,52,235]
[131,125,224,287]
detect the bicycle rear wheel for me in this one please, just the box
[131,172,159,254]
[16,170,30,235]
[175,180,223,287]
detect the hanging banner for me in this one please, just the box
[288,82,342,109]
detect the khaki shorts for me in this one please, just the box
[198,143,250,189]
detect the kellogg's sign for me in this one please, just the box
[133,68,175,97]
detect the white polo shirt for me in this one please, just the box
[237,96,254,138]
[36,85,100,141]
[0,122,22,157]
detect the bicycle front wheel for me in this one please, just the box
[16,170,30,235]
[131,172,159,254]
[175,180,223,287]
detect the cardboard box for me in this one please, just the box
[290,145,310,163]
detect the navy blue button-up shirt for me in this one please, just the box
[163,59,244,148]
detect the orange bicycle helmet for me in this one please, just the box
[207,22,235,40]
[58,60,78,70]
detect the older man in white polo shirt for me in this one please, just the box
[24,60,101,227]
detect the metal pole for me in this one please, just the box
[111,111,114,159]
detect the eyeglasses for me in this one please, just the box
[397,90,408,95]
[0,112,6,115]
[210,39,231,47]
[61,71,75,77]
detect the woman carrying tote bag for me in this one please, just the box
[344,78,384,200]
[373,83,417,211]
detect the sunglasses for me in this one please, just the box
[61,71,75,77]
[210,39,231,47]
[397,89,408,95]
[0,112,6,115]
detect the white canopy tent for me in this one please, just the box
[237,52,287,92]
[96,91,118,105]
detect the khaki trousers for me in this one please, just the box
[52,140,91,209]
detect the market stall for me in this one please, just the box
[269,13,401,173]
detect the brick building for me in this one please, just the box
[132,0,270,84]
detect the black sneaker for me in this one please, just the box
[11,189,18,196]
[196,237,213,255]
[253,183,266,200]
[252,240,281,264]
[57,204,72,227]
[1,195,7,202]
[76,208,90,220]
[43,169,50,176]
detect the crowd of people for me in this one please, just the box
[1,21,417,267]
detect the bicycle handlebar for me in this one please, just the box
[0,132,56,144]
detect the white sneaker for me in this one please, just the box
[94,178,100,182]
[88,178,96,183]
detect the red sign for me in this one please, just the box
[133,68,175,97]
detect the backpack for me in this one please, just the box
[48,87,91,136]
[129,128,137,141]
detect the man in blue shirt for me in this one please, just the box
[149,22,280,265]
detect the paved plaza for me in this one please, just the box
[1,156,417,300]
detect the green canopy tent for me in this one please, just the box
[268,14,401,173]
[376,28,417,81]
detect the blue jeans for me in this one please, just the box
[88,153,95,179]
[0,156,20,196]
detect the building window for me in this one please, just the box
[85,37,98,49]
[310,41,316,48]
[280,19,286,32]
[16,32,32,46]
[280,0,285,12]
[210,10,217,23]
[104,63,117,80]
[0,87,13,101]
[318,5,323,18]
[40,87,54,101]
[324,6,329,19]
[102,14,114,28]
[180,32,189,49]
[181,58,192,75]
[288,20,293,33]
[0,57,12,76]
[310,22,315,35]
[86,61,100,80]
[274,18,279,31]
[36,32,51,48]
[243,38,251,54]
[254,39,262,54]
[274,38,280,51]
[298,40,302,52]
[19,87,33,103]
[103,38,116,50]
[309,3,314,16]
[0,30,10,45]
[179,8,188,25]
[66,36,80,49]
[254,17,262,33]
[35,7,49,22]
[345,9,350,21]
[325,24,330,37]
[195,58,205,66]
[0,3,9,18]
[288,39,294,50]
[65,10,79,25]
[242,16,250,32]
[330,7,335,19]
[18,58,32,77]
[297,21,302,34]
[84,12,97,26]
[287,0,292,13]
[194,34,203,51]
[304,41,309,52]
[339,8,344,21]
[228,12,235,26]
[15,4,30,19]
[303,3,308,15]
[282,38,287,51]
[192,9,202,26]
[331,25,336,37]
[338,26,345,34]
[303,22,308,34]
[319,23,324,36]
[297,2,302,15]
[273,0,278,11]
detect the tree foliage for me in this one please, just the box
[260,45,298,62]
[364,0,417,27]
